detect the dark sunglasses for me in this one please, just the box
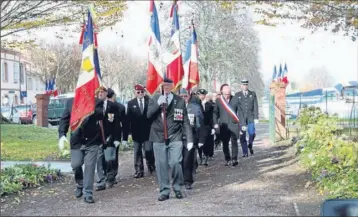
[136,91,144,94]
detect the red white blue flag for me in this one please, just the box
[146,0,164,95]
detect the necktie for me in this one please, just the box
[139,99,144,114]
[244,91,247,97]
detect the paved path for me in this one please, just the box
[1,123,324,216]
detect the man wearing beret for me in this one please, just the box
[126,84,155,178]
[107,88,128,183]
[147,78,193,201]
[197,88,215,166]
[58,87,106,203]
[95,86,121,191]
[179,88,204,190]
[235,79,259,157]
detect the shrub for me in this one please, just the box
[296,106,358,199]
[0,164,62,196]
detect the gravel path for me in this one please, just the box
[0,123,324,216]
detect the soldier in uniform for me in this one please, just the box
[197,89,215,165]
[95,87,121,191]
[235,79,259,157]
[213,84,240,166]
[107,88,128,184]
[179,88,204,190]
[147,78,193,201]
[58,92,105,203]
[126,84,155,178]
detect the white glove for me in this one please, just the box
[211,129,215,135]
[122,141,128,147]
[198,143,204,148]
[157,95,166,105]
[58,136,68,150]
[114,141,120,147]
[214,124,219,129]
[254,119,259,124]
[187,142,193,151]
[241,126,247,131]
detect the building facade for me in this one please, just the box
[1,48,45,106]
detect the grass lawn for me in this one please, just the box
[1,124,66,161]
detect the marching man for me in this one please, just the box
[235,79,259,157]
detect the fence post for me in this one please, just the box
[269,94,275,145]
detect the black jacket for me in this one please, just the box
[213,95,240,137]
[235,90,259,125]
[186,101,204,145]
[147,93,193,144]
[113,101,128,142]
[58,98,104,149]
[102,100,121,145]
[126,97,151,143]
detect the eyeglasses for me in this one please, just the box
[136,91,144,94]
[180,95,188,98]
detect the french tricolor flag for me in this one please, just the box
[165,0,184,91]
[282,63,289,84]
[146,0,164,95]
[182,19,199,90]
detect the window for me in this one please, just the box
[13,62,19,84]
[28,77,33,90]
[20,63,24,84]
[2,62,8,82]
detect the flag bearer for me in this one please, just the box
[147,78,193,201]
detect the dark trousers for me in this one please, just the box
[182,140,196,186]
[220,125,238,161]
[203,134,214,157]
[71,145,98,197]
[134,141,155,174]
[97,145,116,186]
[114,145,119,180]
[239,122,256,155]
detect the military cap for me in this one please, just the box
[197,88,208,95]
[179,88,189,95]
[163,77,173,83]
[107,88,115,98]
[241,79,249,84]
[134,84,145,91]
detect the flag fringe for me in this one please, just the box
[70,110,94,133]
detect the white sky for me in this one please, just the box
[11,1,358,85]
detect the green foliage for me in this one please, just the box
[0,164,61,196]
[296,107,358,199]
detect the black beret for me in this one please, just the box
[107,88,115,98]
[163,77,173,83]
[197,88,208,95]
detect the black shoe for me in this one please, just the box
[225,161,231,166]
[107,181,115,188]
[249,148,254,155]
[158,194,169,201]
[185,184,192,190]
[204,157,209,166]
[175,191,184,199]
[74,187,83,198]
[134,173,144,178]
[114,180,118,184]
[148,165,156,174]
[84,196,95,203]
[95,185,106,191]
[242,154,248,158]
[232,161,239,166]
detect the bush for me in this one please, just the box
[295,106,358,199]
[0,164,62,196]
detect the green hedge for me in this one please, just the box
[295,107,358,199]
[0,164,62,196]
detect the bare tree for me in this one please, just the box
[26,41,82,93]
[99,46,147,101]
[158,1,263,96]
[305,66,335,89]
